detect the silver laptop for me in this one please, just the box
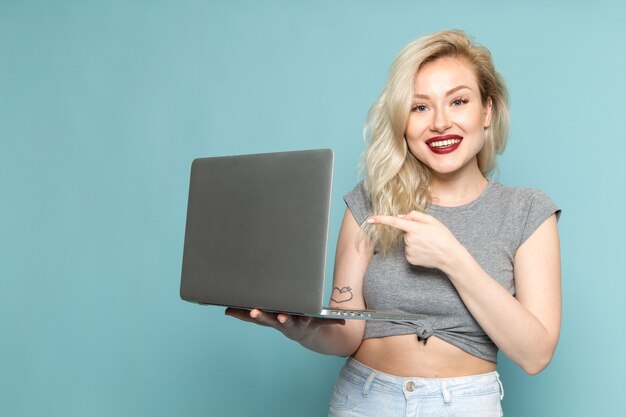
[180,149,425,321]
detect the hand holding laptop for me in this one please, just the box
[225,307,345,342]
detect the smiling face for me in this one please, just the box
[405,56,492,180]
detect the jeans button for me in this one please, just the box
[406,381,415,392]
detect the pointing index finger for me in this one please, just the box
[366,215,414,232]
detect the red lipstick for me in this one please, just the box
[425,134,463,155]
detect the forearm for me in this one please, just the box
[296,319,365,357]
[295,208,368,357]
[442,248,560,374]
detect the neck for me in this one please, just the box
[429,166,488,207]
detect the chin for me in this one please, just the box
[428,163,463,176]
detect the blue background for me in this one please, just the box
[1,1,625,416]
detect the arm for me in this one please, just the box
[295,208,371,355]
[368,212,561,374]
[443,214,561,374]
[226,208,372,357]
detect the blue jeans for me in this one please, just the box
[328,358,504,417]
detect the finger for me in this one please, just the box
[247,308,281,327]
[225,308,278,327]
[402,210,433,223]
[282,315,345,327]
[225,307,270,326]
[276,313,294,326]
[225,307,253,320]
[366,215,415,232]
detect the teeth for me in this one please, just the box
[429,139,461,148]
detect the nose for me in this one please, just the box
[430,108,452,133]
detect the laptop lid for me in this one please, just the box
[180,149,333,315]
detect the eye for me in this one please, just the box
[411,104,428,112]
[451,98,469,107]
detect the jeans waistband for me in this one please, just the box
[341,357,504,400]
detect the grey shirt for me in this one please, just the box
[343,181,560,363]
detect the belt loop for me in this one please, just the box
[362,370,377,397]
[441,380,451,405]
[495,372,504,400]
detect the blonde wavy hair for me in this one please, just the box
[362,30,509,253]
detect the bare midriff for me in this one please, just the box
[352,334,496,378]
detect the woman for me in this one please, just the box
[227,30,561,416]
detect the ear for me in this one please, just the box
[483,96,493,128]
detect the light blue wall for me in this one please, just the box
[1,1,624,416]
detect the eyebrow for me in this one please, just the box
[413,85,472,99]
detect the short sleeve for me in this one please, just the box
[343,182,372,225]
[519,189,561,246]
